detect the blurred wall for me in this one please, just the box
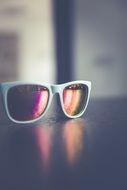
[73,0,127,98]
[0,0,56,83]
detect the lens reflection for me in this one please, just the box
[63,84,88,116]
[7,85,49,121]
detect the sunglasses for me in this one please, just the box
[1,80,91,124]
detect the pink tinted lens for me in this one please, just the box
[7,85,49,121]
[63,84,88,116]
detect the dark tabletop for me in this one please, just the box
[0,96,127,190]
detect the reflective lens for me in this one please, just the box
[7,85,49,121]
[63,84,88,116]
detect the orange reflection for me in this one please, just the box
[63,89,81,116]
[63,119,85,166]
[35,126,53,170]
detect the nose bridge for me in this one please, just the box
[51,85,61,95]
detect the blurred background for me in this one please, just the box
[0,0,126,98]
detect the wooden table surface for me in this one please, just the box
[0,97,127,190]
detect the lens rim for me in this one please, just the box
[3,82,52,124]
[7,84,50,122]
[60,81,91,118]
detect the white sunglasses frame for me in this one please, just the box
[0,80,91,124]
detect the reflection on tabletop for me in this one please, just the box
[35,125,53,170]
[33,119,85,170]
[0,118,87,190]
[62,119,85,166]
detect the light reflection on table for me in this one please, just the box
[62,119,85,166]
[33,119,86,171]
[34,125,54,170]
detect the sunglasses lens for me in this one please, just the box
[63,84,88,116]
[7,85,49,122]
